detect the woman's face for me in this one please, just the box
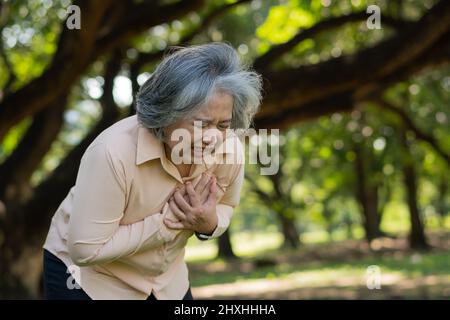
[164,90,233,163]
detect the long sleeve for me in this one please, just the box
[67,142,181,267]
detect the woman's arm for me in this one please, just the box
[67,142,181,267]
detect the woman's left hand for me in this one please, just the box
[163,176,218,235]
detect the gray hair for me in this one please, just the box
[135,42,263,141]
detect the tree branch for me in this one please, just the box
[130,0,252,72]
[256,0,450,122]
[18,50,124,243]
[94,0,206,57]
[0,0,206,141]
[0,0,112,140]
[0,94,67,203]
[253,11,412,71]
[375,98,450,165]
[254,91,354,130]
[0,43,16,95]
[0,1,16,95]
[0,0,448,142]
[244,173,274,206]
[353,30,450,102]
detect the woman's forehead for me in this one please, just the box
[195,93,233,118]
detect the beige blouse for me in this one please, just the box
[43,115,244,299]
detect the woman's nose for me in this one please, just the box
[202,135,216,146]
[202,129,221,146]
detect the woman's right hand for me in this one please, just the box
[165,175,218,234]
[178,170,214,204]
[167,171,214,222]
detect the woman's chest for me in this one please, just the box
[174,163,192,178]
[120,161,228,225]
[120,164,179,224]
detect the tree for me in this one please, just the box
[245,137,302,249]
[0,0,449,297]
[217,229,237,259]
[399,125,429,249]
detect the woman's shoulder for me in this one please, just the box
[84,116,140,165]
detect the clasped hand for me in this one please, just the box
[163,170,218,235]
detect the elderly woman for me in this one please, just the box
[42,42,262,300]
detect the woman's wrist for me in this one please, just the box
[196,208,218,235]
[195,222,217,241]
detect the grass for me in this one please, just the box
[185,229,366,262]
[185,229,450,299]
[185,231,283,262]
[185,214,450,262]
[188,250,450,287]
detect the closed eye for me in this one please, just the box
[193,121,208,128]
[217,123,230,130]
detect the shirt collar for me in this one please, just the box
[136,125,164,165]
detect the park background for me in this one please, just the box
[0,0,449,299]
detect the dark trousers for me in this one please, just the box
[43,249,193,300]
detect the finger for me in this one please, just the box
[177,185,190,202]
[206,176,218,205]
[174,189,193,212]
[186,182,201,207]
[199,179,212,204]
[171,187,187,202]
[176,185,186,196]
[171,186,186,203]
[164,218,185,230]
[193,174,208,195]
[169,198,186,221]
[195,171,211,194]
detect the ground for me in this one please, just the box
[187,232,450,299]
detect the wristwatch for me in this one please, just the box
[195,231,213,241]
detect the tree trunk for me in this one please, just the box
[343,213,354,239]
[217,229,236,259]
[0,53,123,298]
[278,211,301,249]
[353,144,383,242]
[399,128,429,250]
[403,164,429,249]
[0,113,121,298]
[0,95,66,202]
